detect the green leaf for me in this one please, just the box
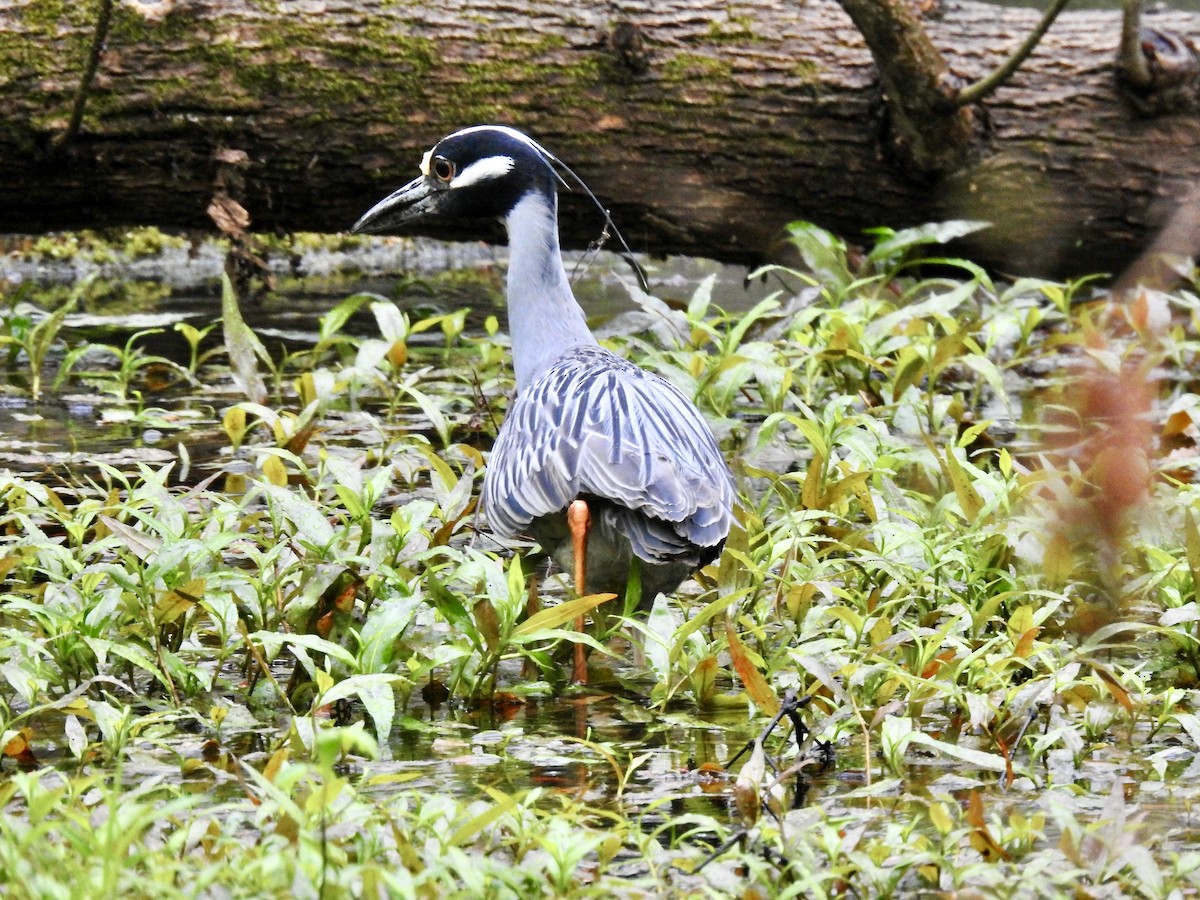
[934,442,984,524]
[865,220,990,270]
[260,482,335,548]
[221,272,270,404]
[449,787,522,846]
[514,593,616,637]
[317,292,374,347]
[318,674,401,742]
[99,515,162,561]
[907,730,1010,774]
[249,631,356,667]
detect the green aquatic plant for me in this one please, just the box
[0,278,88,401]
[5,220,1200,896]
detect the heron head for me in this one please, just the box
[351,125,564,234]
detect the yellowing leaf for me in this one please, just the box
[221,272,269,405]
[513,594,614,636]
[689,655,719,706]
[387,341,408,368]
[262,454,288,487]
[223,406,248,448]
[891,347,927,401]
[472,598,500,651]
[936,442,984,523]
[965,791,1009,861]
[1186,510,1200,582]
[1008,605,1034,638]
[449,787,521,847]
[263,746,290,783]
[1092,662,1134,714]
[929,801,954,835]
[157,578,206,625]
[1043,532,1074,587]
[801,451,826,510]
[726,623,780,716]
[1013,627,1041,659]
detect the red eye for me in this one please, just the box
[432,156,455,182]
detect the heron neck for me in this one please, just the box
[504,191,598,391]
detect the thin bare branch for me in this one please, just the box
[955,0,1073,107]
[1119,0,1154,88]
[48,0,114,159]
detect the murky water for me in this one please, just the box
[5,233,1200,891]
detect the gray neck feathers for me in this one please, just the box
[504,191,598,391]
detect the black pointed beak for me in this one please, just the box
[351,175,438,234]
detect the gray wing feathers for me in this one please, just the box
[483,347,734,557]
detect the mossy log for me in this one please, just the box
[3,0,1200,277]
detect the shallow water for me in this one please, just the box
[4,233,1200,894]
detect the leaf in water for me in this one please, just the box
[157,578,205,625]
[964,791,1010,861]
[514,594,615,636]
[907,730,1010,774]
[249,630,356,667]
[260,483,334,547]
[472,598,501,651]
[319,674,400,743]
[449,787,521,847]
[223,406,248,449]
[725,623,780,716]
[220,272,269,405]
[1090,662,1134,714]
[1174,712,1200,749]
[99,515,162,561]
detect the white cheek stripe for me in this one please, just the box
[419,150,432,176]
[451,155,515,189]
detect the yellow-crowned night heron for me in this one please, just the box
[352,125,735,680]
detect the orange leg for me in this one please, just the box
[567,499,591,683]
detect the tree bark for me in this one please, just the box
[2,0,1199,277]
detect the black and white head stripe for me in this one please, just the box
[434,153,516,190]
[354,124,648,290]
[434,126,568,183]
[437,126,648,291]
[422,125,569,191]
